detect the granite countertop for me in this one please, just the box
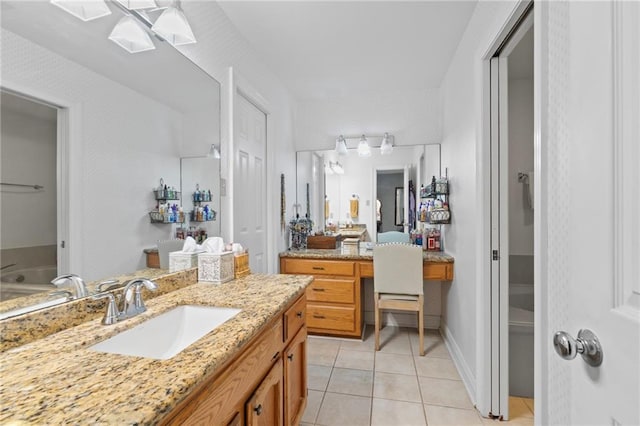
[280,247,454,263]
[0,274,313,425]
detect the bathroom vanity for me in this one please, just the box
[280,248,453,339]
[0,273,312,425]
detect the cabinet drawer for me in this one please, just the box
[306,278,355,304]
[307,304,355,332]
[358,262,373,278]
[423,262,453,280]
[282,259,355,276]
[284,295,306,343]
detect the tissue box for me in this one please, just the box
[169,251,200,272]
[198,251,234,283]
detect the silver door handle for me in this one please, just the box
[553,329,603,367]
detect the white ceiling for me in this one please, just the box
[217,0,478,101]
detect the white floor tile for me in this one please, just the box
[375,352,416,375]
[373,371,422,403]
[334,349,375,370]
[371,398,427,426]
[327,367,374,397]
[414,356,461,380]
[302,389,324,424]
[316,392,371,426]
[307,364,332,391]
[419,376,473,409]
[424,404,483,426]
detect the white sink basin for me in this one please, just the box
[90,305,241,360]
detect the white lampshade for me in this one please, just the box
[207,144,221,159]
[151,3,196,46]
[335,135,348,155]
[109,15,156,53]
[116,0,157,10]
[380,132,393,155]
[324,163,334,175]
[332,162,345,175]
[50,0,111,21]
[357,135,371,157]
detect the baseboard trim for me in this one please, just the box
[363,311,441,330]
[441,321,477,406]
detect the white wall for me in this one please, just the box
[1,29,184,280]
[508,78,534,256]
[0,107,57,249]
[439,0,521,403]
[295,88,441,152]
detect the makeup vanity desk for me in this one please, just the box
[279,248,454,339]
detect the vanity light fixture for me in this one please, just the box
[50,0,112,21]
[207,144,221,159]
[324,163,334,175]
[357,134,372,157]
[108,15,156,53]
[115,0,157,9]
[331,161,345,175]
[151,0,196,46]
[380,132,393,155]
[335,135,348,156]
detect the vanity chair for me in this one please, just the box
[373,243,425,356]
[377,231,410,243]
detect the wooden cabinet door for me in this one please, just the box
[246,358,283,426]
[284,327,307,426]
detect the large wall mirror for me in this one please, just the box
[295,143,441,242]
[0,2,220,318]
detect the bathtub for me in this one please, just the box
[509,283,534,398]
[0,265,58,302]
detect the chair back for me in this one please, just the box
[377,231,410,243]
[157,239,185,269]
[373,243,423,295]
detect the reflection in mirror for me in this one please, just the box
[0,2,220,318]
[395,187,405,226]
[180,157,221,241]
[296,144,441,242]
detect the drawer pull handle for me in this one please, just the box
[312,288,326,292]
[271,351,280,361]
[312,266,325,271]
[313,314,326,319]
[254,404,263,416]
[296,311,303,318]
[288,353,294,361]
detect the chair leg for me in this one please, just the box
[418,295,425,356]
[374,292,380,351]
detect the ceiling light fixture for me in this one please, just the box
[380,132,394,155]
[50,0,112,21]
[357,134,371,157]
[335,135,348,156]
[108,15,156,53]
[207,144,221,159]
[151,0,196,46]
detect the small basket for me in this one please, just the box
[234,252,251,278]
[427,209,451,224]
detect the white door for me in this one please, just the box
[540,1,640,424]
[234,93,267,273]
[403,165,409,233]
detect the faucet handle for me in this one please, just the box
[51,274,89,298]
[48,290,73,300]
[91,292,118,325]
[122,278,158,318]
[97,279,120,292]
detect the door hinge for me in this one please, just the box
[492,250,499,261]
[60,240,66,249]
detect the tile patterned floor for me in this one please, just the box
[302,326,534,426]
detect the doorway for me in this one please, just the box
[376,170,404,233]
[0,90,60,300]
[484,3,534,420]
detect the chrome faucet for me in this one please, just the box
[92,278,158,325]
[121,278,158,319]
[51,274,89,298]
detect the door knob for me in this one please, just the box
[553,329,603,367]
